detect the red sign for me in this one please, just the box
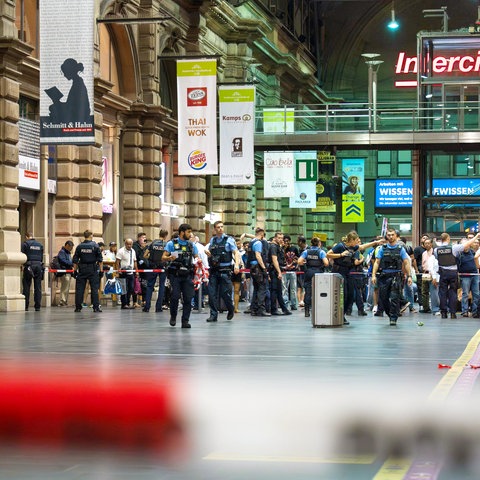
[187,87,207,107]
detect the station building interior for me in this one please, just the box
[0,0,479,310]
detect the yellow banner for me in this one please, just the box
[342,198,364,222]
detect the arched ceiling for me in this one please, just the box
[316,0,479,101]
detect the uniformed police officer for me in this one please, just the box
[297,237,329,317]
[72,230,103,312]
[371,228,412,326]
[143,229,169,313]
[21,232,44,311]
[204,221,239,322]
[162,224,198,328]
[434,232,480,319]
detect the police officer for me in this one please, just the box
[434,232,480,319]
[297,237,329,317]
[246,227,271,317]
[328,231,381,325]
[204,221,239,322]
[371,228,412,326]
[21,232,44,311]
[143,229,169,313]
[162,224,198,328]
[72,230,103,313]
[268,232,292,316]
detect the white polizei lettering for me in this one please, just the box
[447,56,461,73]
[459,56,474,72]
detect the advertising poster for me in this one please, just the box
[39,0,95,145]
[177,59,218,175]
[18,155,40,191]
[289,181,316,208]
[312,151,336,213]
[342,158,365,223]
[264,151,295,198]
[376,179,413,207]
[219,85,255,185]
[263,108,294,133]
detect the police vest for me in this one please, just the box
[247,239,269,267]
[24,239,43,263]
[379,245,403,271]
[458,249,477,273]
[306,248,324,269]
[436,245,457,268]
[209,236,232,266]
[333,244,355,269]
[77,241,98,264]
[149,239,166,265]
[172,240,194,269]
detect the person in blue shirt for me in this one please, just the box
[297,237,329,317]
[162,224,198,329]
[204,221,240,323]
[371,228,413,326]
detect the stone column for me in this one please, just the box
[0,36,33,311]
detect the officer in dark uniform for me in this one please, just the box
[371,228,412,326]
[162,224,198,328]
[72,230,103,312]
[21,232,44,311]
[328,231,381,325]
[205,221,239,322]
[143,229,169,313]
[297,237,329,317]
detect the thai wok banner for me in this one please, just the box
[264,151,295,198]
[219,85,255,185]
[342,158,365,223]
[39,0,95,144]
[177,59,218,175]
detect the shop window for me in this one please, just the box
[454,157,469,176]
[398,150,411,177]
[377,151,391,177]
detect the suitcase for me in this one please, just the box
[312,273,344,327]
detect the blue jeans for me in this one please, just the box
[282,271,297,309]
[460,274,479,314]
[144,271,167,312]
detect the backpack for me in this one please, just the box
[50,255,63,277]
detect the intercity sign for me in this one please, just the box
[395,36,480,88]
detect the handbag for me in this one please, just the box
[103,279,119,295]
[422,273,432,282]
[134,276,142,294]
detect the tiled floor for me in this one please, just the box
[0,304,479,479]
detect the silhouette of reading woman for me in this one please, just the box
[47,58,91,124]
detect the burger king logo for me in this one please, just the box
[188,150,207,170]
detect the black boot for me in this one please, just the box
[305,307,310,317]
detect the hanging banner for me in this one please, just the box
[219,85,255,185]
[342,158,365,223]
[39,0,94,145]
[263,108,294,133]
[312,151,336,213]
[177,59,217,175]
[289,181,316,208]
[264,151,295,198]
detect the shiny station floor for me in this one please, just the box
[1,302,480,480]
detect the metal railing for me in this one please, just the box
[255,102,480,134]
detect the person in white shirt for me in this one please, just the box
[115,238,138,309]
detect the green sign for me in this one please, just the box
[296,158,317,182]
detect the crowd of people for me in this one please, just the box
[20,225,480,328]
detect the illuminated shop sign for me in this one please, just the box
[432,179,480,196]
[376,179,412,207]
[394,36,480,87]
